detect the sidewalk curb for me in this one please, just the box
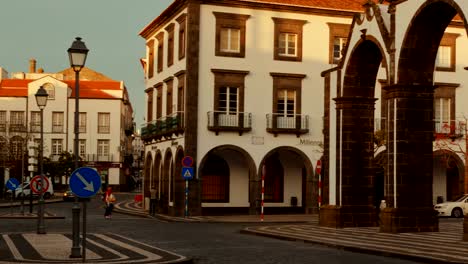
[240,229,458,264]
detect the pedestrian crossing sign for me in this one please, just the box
[182,167,194,180]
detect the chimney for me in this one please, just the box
[29,58,36,73]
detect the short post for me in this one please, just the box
[261,164,265,222]
[185,179,188,218]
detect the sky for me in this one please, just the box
[0,0,174,127]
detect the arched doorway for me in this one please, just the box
[198,145,256,215]
[161,149,173,214]
[260,147,314,214]
[433,150,464,203]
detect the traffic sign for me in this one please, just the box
[70,167,102,198]
[6,178,20,191]
[316,160,322,175]
[182,167,194,180]
[182,156,194,167]
[30,175,50,194]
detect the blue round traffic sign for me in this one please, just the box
[70,167,102,198]
[6,178,20,191]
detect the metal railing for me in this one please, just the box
[85,154,115,162]
[266,113,309,131]
[434,119,466,135]
[141,111,185,140]
[207,111,252,130]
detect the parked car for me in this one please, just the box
[5,177,54,199]
[62,190,76,201]
[434,194,468,218]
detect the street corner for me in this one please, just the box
[0,232,192,264]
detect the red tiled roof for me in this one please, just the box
[0,79,121,99]
[239,0,370,12]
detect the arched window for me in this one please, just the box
[43,83,55,100]
[201,154,229,202]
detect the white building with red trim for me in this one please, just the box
[0,60,135,192]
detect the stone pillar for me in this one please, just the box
[463,215,468,241]
[380,84,438,233]
[320,96,378,227]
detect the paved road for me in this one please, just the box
[0,196,422,264]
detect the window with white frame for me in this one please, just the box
[278,33,297,57]
[30,112,40,132]
[220,28,240,53]
[436,46,451,69]
[214,12,250,58]
[98,113,110,134]
[0,111,5,132]
[97,139,110,157]
[51,139,63,155]
[79,112,86,133]
[272,17,306,61]
[333,37,347,64]
[434,98,450,133]
[10,111,25,126]
[52,112,64,133]
[43,83,55,100]
[277,89,295,117]
[79,139,86,157]
[218,87,238,114]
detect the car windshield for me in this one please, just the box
[452,195,468,202]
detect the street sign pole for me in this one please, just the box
[82,200,87,263]
[316,160,322,209]
[185,179,188,218]
[69,167,101,262]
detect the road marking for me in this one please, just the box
[2,234,24,262]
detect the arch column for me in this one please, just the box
[380,84,438,233]
[320,96,377,227]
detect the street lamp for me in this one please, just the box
[68,37,88,258]
[35,85,48,234]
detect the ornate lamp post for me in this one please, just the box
[68,37,89,258]
[35,86,48,234]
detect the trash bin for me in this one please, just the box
[290,196,298,207]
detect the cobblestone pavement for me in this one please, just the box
[242,220,468,264]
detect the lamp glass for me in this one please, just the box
[67,37,89,72]
[35,87,48,109]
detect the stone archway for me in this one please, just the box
[321,38,385,228]
[323,0,468,232]
[379,0,468,233]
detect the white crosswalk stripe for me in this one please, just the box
[0,233,189,264]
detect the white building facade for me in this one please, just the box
[140,0,468,217]
[0,61,135,192]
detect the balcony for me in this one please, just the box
[141,112,185,142]
[434,119,466,140]
[9,123,27,133]
[207,111,252,135]
[266,113,309,137]
[85,154,115,162]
